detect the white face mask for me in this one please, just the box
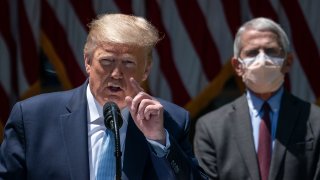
[239,52,285,93]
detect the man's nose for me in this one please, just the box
[111,64,123,79]
[258,49,267,55]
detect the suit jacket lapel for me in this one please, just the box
[269,92,300,179]
[60,83,90,180]
[122,116,149,179]
[231,95,261,180]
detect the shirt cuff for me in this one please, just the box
[146,129,171,157]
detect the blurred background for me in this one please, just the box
[1,0,319,141]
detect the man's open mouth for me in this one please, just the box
[108,84,122,92]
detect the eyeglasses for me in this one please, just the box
[240,47,285,59]
[238,52,285,66]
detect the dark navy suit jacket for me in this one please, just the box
[0,81,206,180]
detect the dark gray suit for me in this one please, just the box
[0,81,206,180]
[194,91,320,180]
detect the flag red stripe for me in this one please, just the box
[249,0,278,21]
[221,0,242,37]
[115,1,133,14]
[69,0,96,31]
[175,0,222,80]
[147,1,190,105]
[0,85,10,123]
[42,1,86,87]
[18,1,39,85]
[281,0,320,97]
[0,0,18,96]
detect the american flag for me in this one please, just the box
[1,0,320,136]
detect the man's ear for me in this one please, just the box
[281,53,293,73]
[84,54,91,74]
[142,59,152,81]
[231,57,244,76]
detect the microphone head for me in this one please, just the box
[103,101,123,131]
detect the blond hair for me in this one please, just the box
[84,13,161,61]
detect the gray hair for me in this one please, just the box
[84,13,161,61]
[233,17,290,57]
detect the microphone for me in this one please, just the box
[103,101,123,132]
[103,101,123,180]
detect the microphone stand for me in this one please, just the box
[111,109,122,180]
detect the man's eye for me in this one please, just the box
[123,60,136,67]
[246,50,259,57]
[101,59,114,65]
[265,48,282,57]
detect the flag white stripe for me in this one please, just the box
[157,0,209,98]
[22,0,40,48]
[290,52,316,102]
[240,0,254,21]
[298,0,320,51]
[132,0,146,17]
[17,49,29,95]
[197,0,234,64]
[93,0,119,15]
[149,51,173,101]
[46,0,87,74]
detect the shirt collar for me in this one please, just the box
[86,85,102,123]
[86,84,129,125]
[246,86,284,117]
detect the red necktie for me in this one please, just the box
[258,102,271,180]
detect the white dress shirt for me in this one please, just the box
[86,85,170,180]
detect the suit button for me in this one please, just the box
[170,160,180,174]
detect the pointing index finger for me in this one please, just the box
[129,77,144,94]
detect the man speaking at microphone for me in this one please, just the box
[0,13,206,180]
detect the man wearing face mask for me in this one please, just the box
[194,17,320,180]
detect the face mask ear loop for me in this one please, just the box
[237,57,245,70]
[282,52,288,64]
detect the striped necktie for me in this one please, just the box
[96,129,115,180]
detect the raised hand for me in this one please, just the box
[125,77,166,145]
